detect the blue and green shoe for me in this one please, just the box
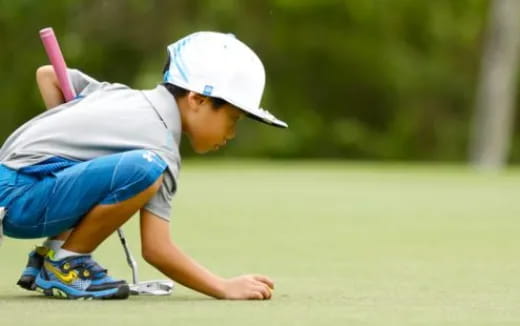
[17,246,48,291]
[34,252,129,300]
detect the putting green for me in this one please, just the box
[1,161,519,325]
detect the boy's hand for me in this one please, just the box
[221,275,274,300]
[37,65,67,109]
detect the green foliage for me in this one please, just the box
[2,0,517,161]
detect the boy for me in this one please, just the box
[0,31,287,300]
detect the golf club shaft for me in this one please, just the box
[117,228,139,285]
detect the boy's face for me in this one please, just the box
[184,93,243,154]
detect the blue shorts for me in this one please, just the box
[0,150,167,239]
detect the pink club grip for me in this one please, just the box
[39,27,76,102]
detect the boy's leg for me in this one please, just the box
[61,176,162,254]
[19,177,160,289]
[3,150,167,239]
[52,230,73,241]
[34,176,162,299]
[3,149,167,299]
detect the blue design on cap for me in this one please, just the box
[165,36,192,84]
[173,46,189,82]
[203,85,213,96]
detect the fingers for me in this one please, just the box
[257,283,272,300]
[252,275,275,289]
[260,283,272,300]
[224,275,275,300]
[248,289,264,300]
[248,284,272,300]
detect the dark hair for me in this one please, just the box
[162,57,228,108]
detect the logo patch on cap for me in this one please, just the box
[203,85,213,96]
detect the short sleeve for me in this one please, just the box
[143,170,176,221]
[67,69,103,97]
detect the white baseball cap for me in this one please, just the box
[163,31,288,128]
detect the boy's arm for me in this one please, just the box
[140,208,274,300]
[36,65,66,109]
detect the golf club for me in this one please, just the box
[116,228,174,296]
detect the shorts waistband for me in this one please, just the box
[0,164,41,186]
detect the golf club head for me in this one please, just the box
[129,280,174,296]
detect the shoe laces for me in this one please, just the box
[66,256,108,279]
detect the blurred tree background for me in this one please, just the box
[1,0,519,162]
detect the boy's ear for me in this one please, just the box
[187,92,208,111]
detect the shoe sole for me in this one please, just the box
[35,283,130,300]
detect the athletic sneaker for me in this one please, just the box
[34,252,129,300]
[17,246,48,291]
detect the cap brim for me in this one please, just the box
[244,112,288,128]
[216,95,288,128]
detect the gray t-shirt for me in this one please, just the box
[0,69,182,221]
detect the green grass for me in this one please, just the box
[1,161,520,325]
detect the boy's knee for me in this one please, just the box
[118,150,167,187]
[95,150,167,206]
